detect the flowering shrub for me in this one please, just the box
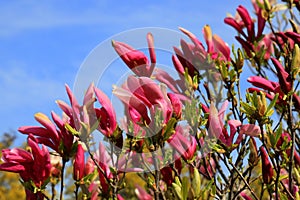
[1,0,300,199]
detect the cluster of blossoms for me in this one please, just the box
[0,0,300,199]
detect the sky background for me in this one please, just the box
[0,0,253,145]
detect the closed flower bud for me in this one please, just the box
[260,146,274,184]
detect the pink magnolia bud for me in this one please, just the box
[73,144,85,181]
[237,5,254,40]
[224,17,246,38]
[260,146,274,184]
[146,32,156,64]
[247,76,277,91]
[172,54,185,75]
[112,41,149,76]
[270,57,292,93]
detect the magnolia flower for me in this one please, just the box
[113,76,172,126]
[0,135,51,199]
[224,5,265,41]
[251,0,266,38]
[279,169,299,196]
[260,146,274,184]
[112,33,156,77]
[247,73,300,110]
[167,125,197,161]
[208,101,261,147]
[19,112,74,158]
[57,83,96,131]
[175,26,230,78]
[224,5,267,58]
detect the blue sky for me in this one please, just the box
[0,0,252,145]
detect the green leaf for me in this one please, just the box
[273,123,282,147]
[240,102,256,115]
[182,177,189,200]
[65,123,80,137]
[163,118,177,141]
[172,182,182,200]
[266,93,279,117]
[192,168,201,198]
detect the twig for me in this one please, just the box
[60,158,67,200]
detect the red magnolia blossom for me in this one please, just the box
[247,64,300,110]
[113,75,172,126]
[174,26,230,78]
[96,142,113,195]
[270,57,292,93]
[208,101,261,147]
[260,146,274,184]
[18,111,74,158]
[224,5,265,41]
[274,31,297,51]
[112,33,156,77]
[57,83,96,131]
[57,84,118,138]
[73,143,85,181]
[276,132,300,166]
[224,4,269,58]
[167,125,197,161]
[0,135,51,199]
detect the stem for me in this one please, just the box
[221,154,259,200]
[151,151,160,200]
[86,145,111,185]
[60,158,67,200]
[274,155,281,200]
[43,193,50,200]
[288,94,295,195]
[51,183,56,200]
[74,183,79,200]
